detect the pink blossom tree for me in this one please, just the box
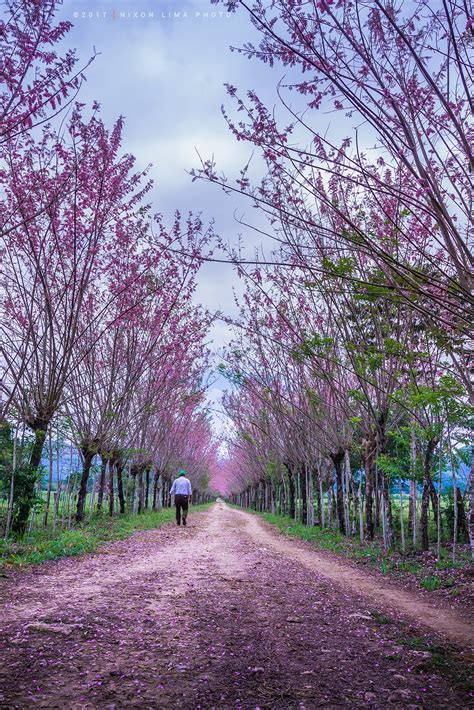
[0,0,92,143]
[0,107,151,532]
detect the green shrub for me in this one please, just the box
[398,560,422,574]
[420,575,441,591]
[379,559,395,574]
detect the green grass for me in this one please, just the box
[398,560,422,574]
[398,635,472,690]
[420,575,441,591]
[0,503,212,568]
[259,511,388,562]
[435,556,465,571]
[260,512,352,555]
[249,509,471,593]
[378,559,395,574]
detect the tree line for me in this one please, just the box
[203,0,473,558]
[0,0,215,537]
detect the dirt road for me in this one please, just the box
[0,503,472,708]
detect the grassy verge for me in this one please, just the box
[251,510,471,594]
[396,634,472,691]
[0,503,213,569]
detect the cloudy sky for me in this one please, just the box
[54,0,286,432]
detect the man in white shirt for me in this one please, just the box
[169,469,193,526]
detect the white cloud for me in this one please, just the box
[55,0,284,434]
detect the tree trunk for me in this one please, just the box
[447,430,459,561]
[399,478,406,553]
[287,465,296,520]
[409,478,418,546]
[108,461,114,516]
[456,488,469,541]
[344,450,352,536]
[89,467,97,515]
[307,465,314,526]
[315,468,322,525]
[358,472,364,544]
[43,431,54,527]
[30,421,48,470]
[138,468,145,513]
[327,482,334,528]
[408,426,418,546]
[130,467,138,513]
[319,474,325,528]
[76,448,94,523]
[362,436,376,540]
[436,435,443,560]
[281,479,287,515]
[13,421,48,535]
[145,467,150,510]
[420,482,430,551]
[4,422,19,539]
[153,471,162,510]
[116,458,125,514]
[331,450,346,535]
[429,480,441,531]
[469,446,474,560]
[350,472,358,536]
[279,480,285,514]
[271,482,276,514]
[53,441,62,530]
[161,478,169,508]
[381,470,393,549]
[420,437,438,551]
[300,465,308,525]
[374,468,381,532]
[295,473,300,520]
[97,456,107,513]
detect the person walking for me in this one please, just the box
[169,469,192,526]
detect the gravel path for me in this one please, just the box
[0,502,472,708]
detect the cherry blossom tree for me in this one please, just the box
[0,0,217,536]
[0,106,152,532]
[198,0,473,555]
[0,0,92,143]
[208,0,472,312]
[219,239,471,553]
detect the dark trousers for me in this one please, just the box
[175,494,189,525]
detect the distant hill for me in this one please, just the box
[40,443,100,487]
